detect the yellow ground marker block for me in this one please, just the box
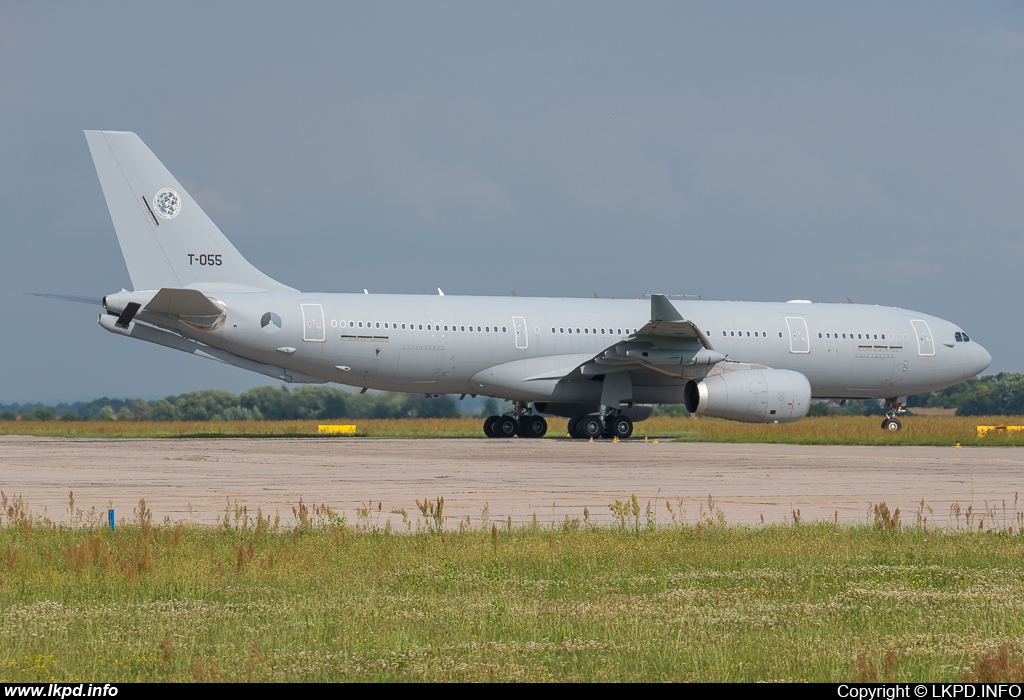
[318,424,357,435]
[976,425,1024,437]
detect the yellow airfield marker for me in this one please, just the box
[976,425,1024,437]
[318,425,357,435]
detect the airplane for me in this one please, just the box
[81,131,991,439]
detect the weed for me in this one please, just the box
[416,497,445,531]
[961,646,1024,682]
[873,502,901,531]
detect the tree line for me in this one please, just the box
[0,386,468,422]
[2,373,1022,421]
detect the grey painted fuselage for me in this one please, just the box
[84,129,991,415]
[121,290,990,405]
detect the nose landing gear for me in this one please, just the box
[881,417,902,431]
[881,397,907,432]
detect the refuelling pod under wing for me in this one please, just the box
[684,369,811,423]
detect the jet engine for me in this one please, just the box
[684,369,811,423]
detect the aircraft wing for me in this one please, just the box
[562,294,726,380]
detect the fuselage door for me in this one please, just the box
[785,317,810,354]
[301,303,326,342]
[512,316,528,349]
[911,319,935,357]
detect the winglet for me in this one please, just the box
[650,294,683,322]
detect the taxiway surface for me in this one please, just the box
[0,436,1021,527]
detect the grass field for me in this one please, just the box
[1,503,1024,683]
[2,414,1024,445]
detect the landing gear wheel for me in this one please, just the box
[483,415,499,438]
[567,416,584,439]
[611,416,634,439]
[495,416,518,438]
[882,418,902,432]
[580,416,604,439]
[518,416,548,438]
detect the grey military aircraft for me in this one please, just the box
[83,131,991,438]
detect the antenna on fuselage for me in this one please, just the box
[363,289,369,294]
[511,290,518,297]
[438,288,444,296]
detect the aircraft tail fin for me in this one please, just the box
[85,131,294,293]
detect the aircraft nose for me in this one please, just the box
[973,343,992,375]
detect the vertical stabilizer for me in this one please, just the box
[85,130,294,292]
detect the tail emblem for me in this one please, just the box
[153,188,181,219]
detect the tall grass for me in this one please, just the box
[3,414,1024,445]
[2,494,1024,681]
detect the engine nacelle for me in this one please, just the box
[684,369,811,423]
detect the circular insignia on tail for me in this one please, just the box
[153,188,181,219]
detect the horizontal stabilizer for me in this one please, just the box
[28,293,100,306]
[145,288,224,317]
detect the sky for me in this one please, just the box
[1,1,1022,403]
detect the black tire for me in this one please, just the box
[495,416,518,437]
[518,415,547,438]
[882,418,902,432]
[567,416,583,439]
[611,416,633,439]
[580,416,604,439]
[483,415,499,438]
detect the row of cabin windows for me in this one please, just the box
[817,332,908,341]
[331,320,507,333]
[711,331,907,342]
[550,327,638,335]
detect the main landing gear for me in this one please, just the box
[881,397,906,432]
[567,413,633,440]
[482,401,548,438]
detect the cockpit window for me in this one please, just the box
[955,332,963,342]
[962,332,970,342]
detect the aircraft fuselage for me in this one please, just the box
[108,291,991,406]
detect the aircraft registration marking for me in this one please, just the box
[187,254,223,266]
